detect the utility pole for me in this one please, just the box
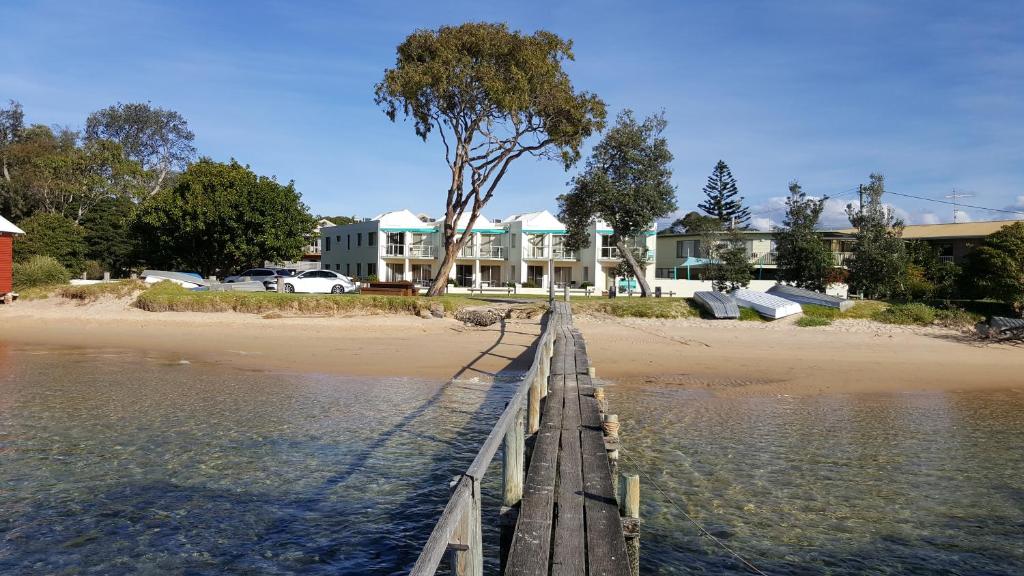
[944,189,973,223]
[858,184,864,217]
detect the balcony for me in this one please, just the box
[552,248,578,260]
[408,245,436,258]
[832,252,854,267]
[385,244,405,257]
[599,246,621,259]
[478,245,505,259]
[938,255,954,264]
[525,246,548,259]
[749,252,777,266]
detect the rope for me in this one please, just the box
[619,451,770,576]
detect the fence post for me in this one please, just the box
[502,407,525,506]
[620,473,641,576]
[448,476,483,576]
[528,372,541,434]
[470,477,483,576]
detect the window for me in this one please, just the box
[676,240,700,258]
[346,263,350,275]
[347,234,351,250]
[527,265,544,286]
[511,234,517,248]
[369,232,376,246]
[325,236,331,251]
[583,266,589,282]
[335,263,341,271]
[511,265,516,283]
[357,233,362,247]
[367,263,376,277]
[356,263,362,277]
[411,264,432,285]
[480,265,501,286]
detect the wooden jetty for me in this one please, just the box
[410,301,637,576]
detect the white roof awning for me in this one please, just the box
[0,214,24,235]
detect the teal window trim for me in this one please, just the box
[380,227,437,233]
[524,229,567,234]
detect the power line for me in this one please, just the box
[619,451,770,575]
[884,190,1024,217]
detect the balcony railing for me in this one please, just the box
[459,245,477,258]
[599,246,620,259]
[385,244,405,257]
[938,255,954,263]
[750,252,777,266]
[478,245,505,259]
[525,246,547,259]
[409,245,436,258]
[552,248,577,260]
[832,252,854,267]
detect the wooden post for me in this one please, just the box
[448,476,483,576]
[103,271,110,281]
[276,276,285,292]
[502,408,525,506]
[528,372,541,434]
[620,472,642,576]
[588,366,596,378]
[564,283,570,302]
[619,473,640,518]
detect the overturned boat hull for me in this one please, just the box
[733,288,803,319]
[767,284,853,311]
[693,291,740,319]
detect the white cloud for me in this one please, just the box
[751,217,772,231]
[917,212,941,225]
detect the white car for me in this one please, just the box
[281,270,357,294]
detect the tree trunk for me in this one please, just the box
[149,167,168,196]
[616,238,651,297]
[427,242,459,296]
[2,157,10,183]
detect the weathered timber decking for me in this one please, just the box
[505,301,631,576]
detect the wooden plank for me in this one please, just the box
[581,424,631,576]
[505,380,565,576]
[552,374,584,576]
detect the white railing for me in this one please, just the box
[832,252,854,267]
[460,245,477,258]
[385,244,405,257]
[478,245,505,259]
[552,248,577,260]
[938,255,954,263]
[525,246,547,259]
[600,246,621,259]
[750,252,777,266]
[409,245,436,258]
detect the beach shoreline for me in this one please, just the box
[2,296,1019,396]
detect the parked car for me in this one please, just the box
[282,270,357,294]
[223,268,291,290]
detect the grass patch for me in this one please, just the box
[738,307,767,322]
[796,315,832,327]
[134,281,488,316]
[571,297,697,319]
[872,303,937,325]
[57,280,147,302]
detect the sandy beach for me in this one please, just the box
[1,296,1020,395]
[576,314,1023,396]
[0,297,541,381]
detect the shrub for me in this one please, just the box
[83,260,106,280]
[13,213,87,273]
[872,303,936,325]
[738,307,766,321]
[796,315,831,327]
[12,255,71,290]
[58,279,147,302]
[933,306,982,328]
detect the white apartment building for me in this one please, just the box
[319,209,656,290]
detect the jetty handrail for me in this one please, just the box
[410,309,556,575]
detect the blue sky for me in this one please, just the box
[3,0,1023,228]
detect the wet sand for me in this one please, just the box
[576,315,1023,396]
[0,297,539,381]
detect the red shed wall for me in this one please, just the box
[0,234,12,294]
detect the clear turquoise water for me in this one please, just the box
[609,384,1024,575]
[0,344,513,575]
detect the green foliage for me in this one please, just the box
[320,215,357,226]
[80,195,140,276]
[134,281,484,316]
[796,315,832,327]
[559,110,675,296]
[11,255,71,289]
[738,307,766,321]
[844,174,907,299]
[872,302,936,325]
[963,221,1024,313]
[13,213,88,273]
[572,298,697,319]
[904,240,960,301]
[57,279,147,301]
[85,102,196,195]
[669,211,721,234]
[133,159,316,277]
[707,230,752,292]
[775,181,832,292]
[375,22,606,295]
[698,160,750,228]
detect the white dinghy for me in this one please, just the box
[732,288,803,319]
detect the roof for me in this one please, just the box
[834,219,1020,239]
[504,210,565,232]
[374,209,434,231]
[658,229,775,238]
[0,214,24,235]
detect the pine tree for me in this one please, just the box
[844,173,907,299]
[698,160,750,229]
[775,181,833,291]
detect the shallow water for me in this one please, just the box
[0,343,514,575]
[609,384,1024,575]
